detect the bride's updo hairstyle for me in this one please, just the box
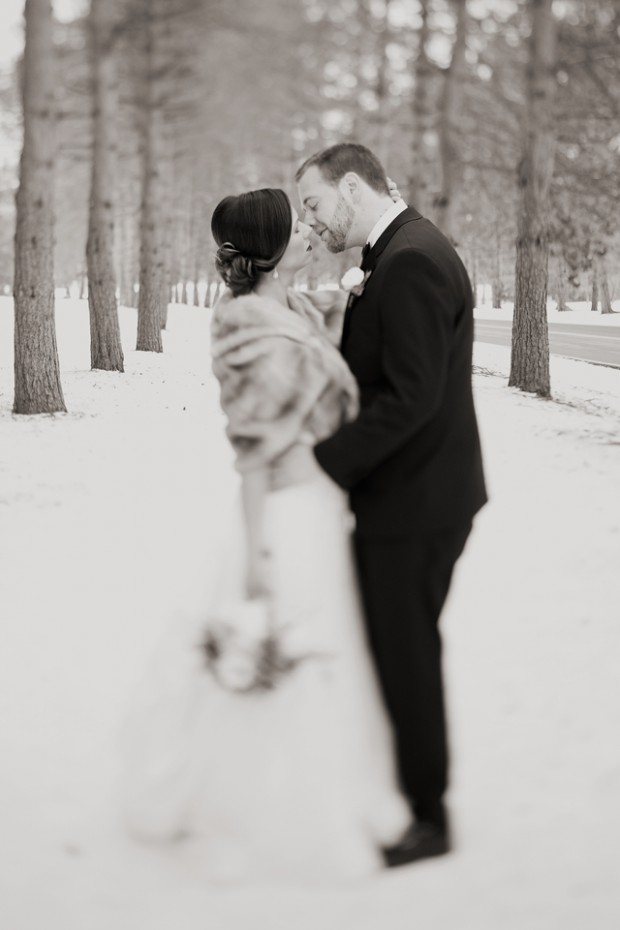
[211,188,292,297]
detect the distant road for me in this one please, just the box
[474,319,620,368]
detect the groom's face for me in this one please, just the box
[297,166,355,253]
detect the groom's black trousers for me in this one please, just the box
[354,522,472,829]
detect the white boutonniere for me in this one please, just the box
[341,266,371,298]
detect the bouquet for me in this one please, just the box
[199,598,326,695]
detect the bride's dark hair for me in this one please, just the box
[211,188,292,297]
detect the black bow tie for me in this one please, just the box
[360,242,371,270]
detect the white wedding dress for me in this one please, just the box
[120,456,410,882]
[119,289,415,877]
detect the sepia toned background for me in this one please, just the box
[1,1,619,314]
[1,2,619,928]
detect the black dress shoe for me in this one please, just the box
[382,821,451,868]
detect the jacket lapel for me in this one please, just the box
[340,207,423,351]
[340,292,356,350]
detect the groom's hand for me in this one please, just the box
[387,177,402,203]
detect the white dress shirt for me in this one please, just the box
[366,199,408,249]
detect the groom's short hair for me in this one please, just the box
[295,143,390,195]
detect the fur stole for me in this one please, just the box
[211,289,358,473]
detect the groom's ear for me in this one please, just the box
[339,172,362,203]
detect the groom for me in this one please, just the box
[296,143,487,866]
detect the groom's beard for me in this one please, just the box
[323,195,354,253]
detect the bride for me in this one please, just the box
[120,187,409,882]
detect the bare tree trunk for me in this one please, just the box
[372,0,391,167]
[354,0,391,163]
[167,210,180,308]
[176,188,189,307]
[509,0,556,397]
[159,202,172,329]
[348,1,369,142]
[555,259,568,311]
[86,0,124,372]
[13,0,65,415]
[158,5,175,332]
[191,192,201,307]
[160,278,170,328]
[599,257,613,314]
[470,245,478,309]
[409,0,431,212]
[492,221,503,308]
[136,0,165,353]
[118,205,135,307]
[490,281,500,309]
[590,262,599,311]
[434,0,467,244]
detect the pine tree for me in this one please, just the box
[13,0,66,415]
[509,0,557,397]
[86,0,124,371]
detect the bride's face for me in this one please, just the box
[276,209,312,276]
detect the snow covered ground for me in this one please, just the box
[1,297,619,929]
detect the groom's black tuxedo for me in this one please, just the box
[314,207,487,828]
[315,206,487,537]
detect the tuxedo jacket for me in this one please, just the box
[314,207,487,537]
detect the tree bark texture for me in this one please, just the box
[509,0,557,397]
[191,191,201,307]
[492,222,504,308]
[555,260,568,311]
[434,0,467,245]
[470,245,478,308]
[13,0,66,415]
[118,204,138,307]
[598,257,613,314]
[136,0,169,352]
[371,0,391,167]
[157,4,175,332]
[86,0,124,372]
[409,0,432,212]
[590,263,599,312]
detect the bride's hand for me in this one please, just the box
[387,177,402,203]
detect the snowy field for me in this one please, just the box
[1,296,619,930]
